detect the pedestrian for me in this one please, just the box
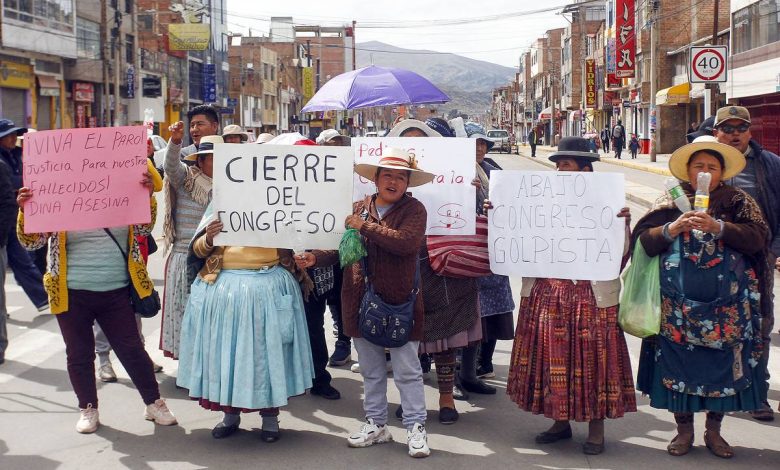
[0,139,16,365]
[94,158,164,382]
[180,105,220,158]
[633,135,768,458]
[714,106,780,420]
[588,137,599,153]
[629,133,639,159]
[297,142,434,458]
[600,126,610,153]
[611,120,625,159]
[160,122,215,360]
[316,128,351,147]
[221,124,249,144]
[15,176,178,434]
[467,125,516,387]
[685,116,715,143]
[501,137,637,455]
[528,128,537,157]
[176,203,315,442]
[0,119,49,312]
[686,121,698,135]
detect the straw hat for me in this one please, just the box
[222,124,248,141]
[316,128,350,145]
[387,119,442,138]
[668,136,745,182]
[354,147,435,187]
[183,135,223,161]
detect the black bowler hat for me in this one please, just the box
[0,119,28,139]
[548,137,600,163]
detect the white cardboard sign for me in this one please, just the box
[353,137,476,235]
[488,171,626,280]
[213,144,354,249]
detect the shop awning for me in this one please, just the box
[538,106,552,120]
[37,74,60,97]
[656,82,690,106]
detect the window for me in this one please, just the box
[733,0,780,54]
[4,0,74,33]
[138,13,153,31]
[125,34,135,63]
[125,0,132,14]
[77,16,101,59]
[263,63,269,80]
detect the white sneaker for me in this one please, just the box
[144,398,178,425]
[76,404,99,433]
[350,362,361,373]
[347,418,394,448]
[98,362,117,383]
[407,423,430,458]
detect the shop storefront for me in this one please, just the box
[72,82,98,128]
[0,59,33,127]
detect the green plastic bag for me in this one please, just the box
[339,228,367,268]
[618,240,662,338]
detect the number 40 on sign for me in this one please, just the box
[689,45,728,84]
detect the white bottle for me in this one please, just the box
[143,108,154,137]
[664,178,692,212]
[692,172,712,239]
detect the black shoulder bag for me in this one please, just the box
[104,229,161,318]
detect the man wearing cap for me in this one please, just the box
[160,122,218,359]
[0,119,49,312]
[182,105,220,158]
[221,124,249,144]
[714,105,780,421]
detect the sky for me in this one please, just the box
[224,0,570,68]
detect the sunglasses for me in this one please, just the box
[717,123,750,134]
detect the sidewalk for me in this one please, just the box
[509,144,667,209]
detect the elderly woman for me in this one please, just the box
[298,145,433,458]
[502,137,637,455]
[221,124,249,144]
[176,203,315,442]
[633,135,768,459]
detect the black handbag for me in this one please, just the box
[358,257,420,348]
[104,229,161,318]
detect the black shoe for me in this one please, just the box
[419,354,432,373]
[583,440,605,455]
[476,365,495,379]
[452,384,469,401]
[395,404,403,420]
[460,379,496,395]
[311,384,341,400]
[211,421,240,439]
[260,429,280,443]
[439,407,459,425]
[535,426,573,444]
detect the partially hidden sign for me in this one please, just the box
[23,126,151,233]
[353,137,476,235]
[213,144,354,249]
[488,171,626,281]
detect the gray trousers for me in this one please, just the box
[354,337,427,429]
[94,314,143,365]
[0,247,8,359]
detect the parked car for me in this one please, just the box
[487,129,510,153]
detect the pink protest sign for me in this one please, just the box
[22,126,151,233]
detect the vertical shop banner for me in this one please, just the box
[302,67,314,102]
[616,0,636,78]
[202,63,216,103]
[585,59,596,108]
[126,65,135,99]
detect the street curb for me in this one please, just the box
[598,157,673,176]
[514,153,656,209]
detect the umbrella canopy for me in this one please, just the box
[301,65,449,112]
[265,132,315,145]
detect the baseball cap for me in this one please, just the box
[714,106,751,127]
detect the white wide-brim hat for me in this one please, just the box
[354,146,435,187]
[387,119,442,138]
[668,135,745,182]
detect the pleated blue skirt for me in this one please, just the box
[177,267,314,410]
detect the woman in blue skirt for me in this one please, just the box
[177,204,315,442]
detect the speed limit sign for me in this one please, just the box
[689,45,728,83]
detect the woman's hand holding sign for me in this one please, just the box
[17,187,32,212]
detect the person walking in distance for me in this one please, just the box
[600,126,611,154]
[528,128,538,157]
[629,134,640,159]
[714,106,780,420]
[612,120,626,159]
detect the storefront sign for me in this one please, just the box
[585,59,596,108]
[202,63,216,103]
[615,0,636,78]
[0,61,32,89]
[302,67,314,103]
[73,82,95,102]
[168,24,211,51]
[607,73,622,88]
[606,38,616,74]
[126,65,135,99]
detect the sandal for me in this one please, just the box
[704,430,734,459]
[666,433,694,457]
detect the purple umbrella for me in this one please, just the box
[301,65,449,112]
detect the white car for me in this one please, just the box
[487,129,510,153]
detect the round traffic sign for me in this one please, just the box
[692,48,726,81]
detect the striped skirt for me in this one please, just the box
[506,279,637,422]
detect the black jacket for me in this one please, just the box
[0,159,18,247]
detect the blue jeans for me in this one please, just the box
[6,235,47,308]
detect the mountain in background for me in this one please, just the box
[356,41,515,118]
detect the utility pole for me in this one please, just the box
[101,1,110,126]
[112,7,123,126]
[707,0,720,118]
[649,2,658,162]
[352,20,357,71]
